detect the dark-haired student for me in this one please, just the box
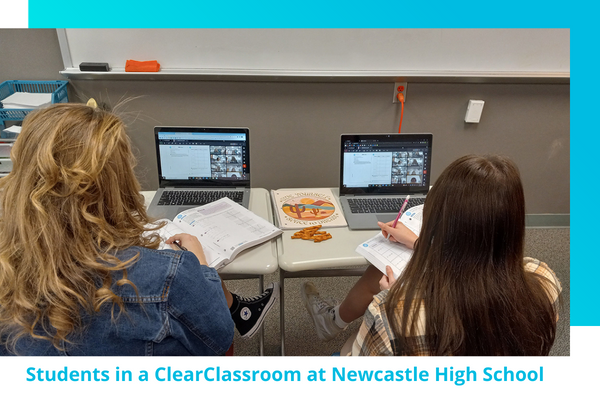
[302,154,561,356]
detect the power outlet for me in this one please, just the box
[393,82,407,103]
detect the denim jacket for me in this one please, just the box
[1,247,234,356]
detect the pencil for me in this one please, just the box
[386,195,410,239]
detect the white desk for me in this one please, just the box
[142,188,278,355]
[275,188,379,355]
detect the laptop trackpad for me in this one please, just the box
[377,213,397,224]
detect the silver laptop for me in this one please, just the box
[147,126,251,219]
[339,133,433,230]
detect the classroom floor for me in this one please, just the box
[226,227,570,356]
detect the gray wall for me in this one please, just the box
[1,29,570,214]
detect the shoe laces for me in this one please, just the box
[237,289,271,303]
[312,295,333,312]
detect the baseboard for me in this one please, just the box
[525,214,570,228]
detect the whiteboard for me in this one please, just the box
[58,29,569,80]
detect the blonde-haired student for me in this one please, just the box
[0,103,276,355]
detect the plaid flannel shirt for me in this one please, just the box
[351,257,562,356]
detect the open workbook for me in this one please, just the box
[355,205,423,279]
[155,197,282,270]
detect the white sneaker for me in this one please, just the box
[301,282,346,341]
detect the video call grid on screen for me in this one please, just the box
[342,138,430,188]
[157,131,249,181]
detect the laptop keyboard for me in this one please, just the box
[157,190,244,206]
[347,197,425,214]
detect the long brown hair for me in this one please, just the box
[386,154,558,355]
[0,103,163,351]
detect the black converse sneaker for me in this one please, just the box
[230,282,279,339]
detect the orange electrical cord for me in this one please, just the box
[397,93,405,133]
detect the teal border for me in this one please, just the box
[28,1,570,29]
[27,2,582,324]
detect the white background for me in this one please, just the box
[0,327,591,410]
[4,1,27,27]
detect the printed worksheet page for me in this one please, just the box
[155,197,281,269]
[355,205,423,279]
[356,234,413,279]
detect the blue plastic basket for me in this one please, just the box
[0,80,69,128]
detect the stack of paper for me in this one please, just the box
[1,92,52,109]
[0,143,13,158]
[0,126,22,142]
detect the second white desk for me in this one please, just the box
[276,188,379,355]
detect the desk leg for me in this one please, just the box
[280,270,286,356]
[258,276,264,356]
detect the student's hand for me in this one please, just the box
[166,233,209,266]
[379,266,397,290]
[378,221,418,249]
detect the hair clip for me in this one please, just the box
[86,98,98,108]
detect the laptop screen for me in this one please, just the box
[154,127,250,187]
[340,133,433,195]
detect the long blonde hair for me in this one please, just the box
[0,103,162,351]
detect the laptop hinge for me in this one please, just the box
[343,192,426,197]
[164,186,246,190]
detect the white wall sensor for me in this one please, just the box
[465,100,485,123]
